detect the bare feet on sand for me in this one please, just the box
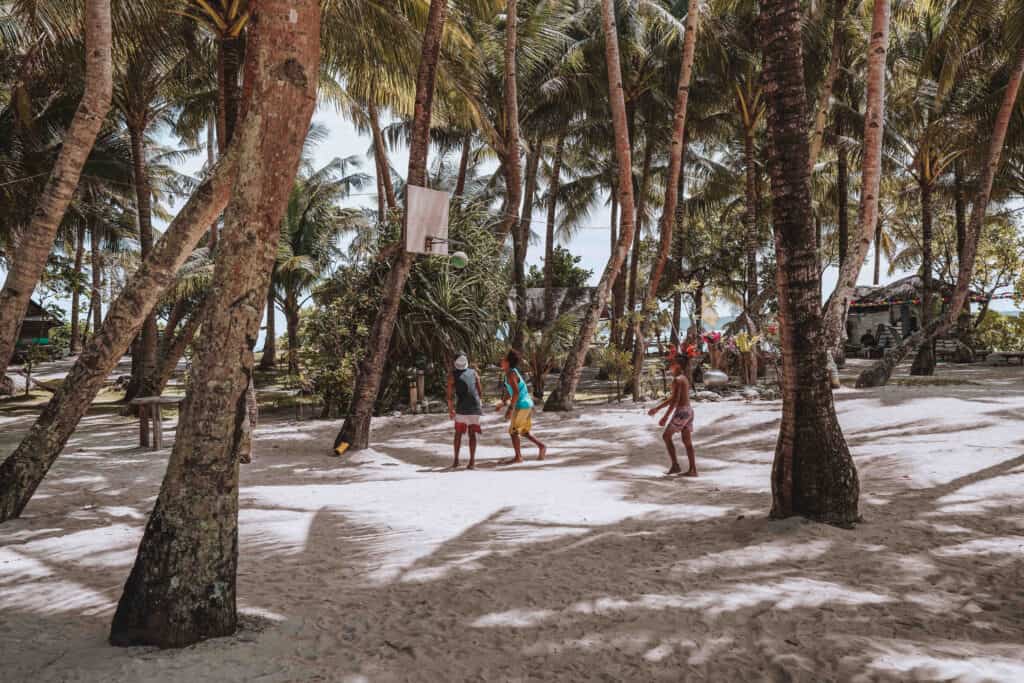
[666,463,682,475]
[499,457,524,466]
[683,469,698,477]
[537,446,547,461]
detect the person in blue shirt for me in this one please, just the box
[496,349,547,464]
[446,351,483,469]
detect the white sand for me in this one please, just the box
[1,360,1023,681]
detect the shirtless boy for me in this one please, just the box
[648,355,698,476]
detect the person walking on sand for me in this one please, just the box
[648,351,698,476]
[497,349,547,464]
[446,351,483,469]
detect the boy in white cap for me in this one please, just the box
[446,351,484,469]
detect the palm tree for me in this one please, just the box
[758,0,858,525]
[0,0,112,380]
[822,0,890,359]
[110,0,320,647]
[334,0,450,451]
[545,0,637,412]
[275,155,369,374]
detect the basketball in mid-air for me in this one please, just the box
[450,251,469,269]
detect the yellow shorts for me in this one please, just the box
[508,407,533,435]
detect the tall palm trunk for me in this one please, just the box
[0,0,111,378]
[497,0,521,241]
[836,115,849,269]
[545,0,636,412]
[70,223,86,354]
[855,24,1024,387]
[759,0,858,526]
[873,217,882,285]
[513,142,541,349]
[109,0,319,647]
[910,179,935,375]
[624,133,654,352]
[90,224,103,332]
[334,0,448,451]
[0,138,244,523]
[455,132,472,197]
[285,288,300,375]
[210,33,243,252]
[953,161,970,336]
[368,99,397,213]
[823,0,889,355]
[258,279,277,370]
[807,0,849,172]
[126,123,159,417]
[543,133,566,325]
[743,126,758,316]
[631,3,699,397]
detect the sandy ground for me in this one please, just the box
[1,360,1023,682]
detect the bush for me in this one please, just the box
[973,312,1024,352]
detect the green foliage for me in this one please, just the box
[301,201,508,415]
[525,246,592,289]
[593,344,633,402]
[973,313,1024,352]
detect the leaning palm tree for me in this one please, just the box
[0,0,112,381]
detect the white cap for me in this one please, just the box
[454,355,468,370]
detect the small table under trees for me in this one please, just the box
[129,395,185,451]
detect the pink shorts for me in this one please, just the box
[454,414,481,434]
[664,406,694,435]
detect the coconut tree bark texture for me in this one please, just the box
[822,0,889,357]
[758,0,859,526]
[630,0,701,400]
[0,142,244,523]
[334,0,448,451]
[513,141,541,349]
[544,0,636,412]
[109,0,320,648]
[543,132,565,325]
[0,0,112,379]
[496,0,522,243]
[857,39,1024,388]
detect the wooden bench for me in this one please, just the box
[129,395,184,450]
[935,338,959,361]
[1004,352,1024,366]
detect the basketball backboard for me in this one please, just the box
[405,185,450,255]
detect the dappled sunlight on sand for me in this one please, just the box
[1,361,1023,680]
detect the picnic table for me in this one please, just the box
[129,395,184,450]
[1004,352,1024,366]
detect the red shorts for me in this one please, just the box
[454,414,481,434]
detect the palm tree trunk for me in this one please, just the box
[873,217,882,285]
[513,141,541,349]
[953,161,970,336]
[126,123,159,418]
[258,279,277,370]
[743,125,758,316]
[368,99,397,213]
[543,133,565,325]
[109,0,319,647]
[624,133,654,353]
[285,289,300,375]
[90,225,103,332]
[496,0,521,241]
[759,0,858,526]
[545,0,636,412]
[153,302,203,395]
[807,0,849,173]
[856,31,1024,387]
[836,115,849,269]
[0,0,111,378]
[455,132,472,197]
[607,191,618,346]
[70,223,86,354]
[822,0,889,355]
[334,0,448,451]
[0,134,244,524]
[631,2,699,396]
[910,179,935,375]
